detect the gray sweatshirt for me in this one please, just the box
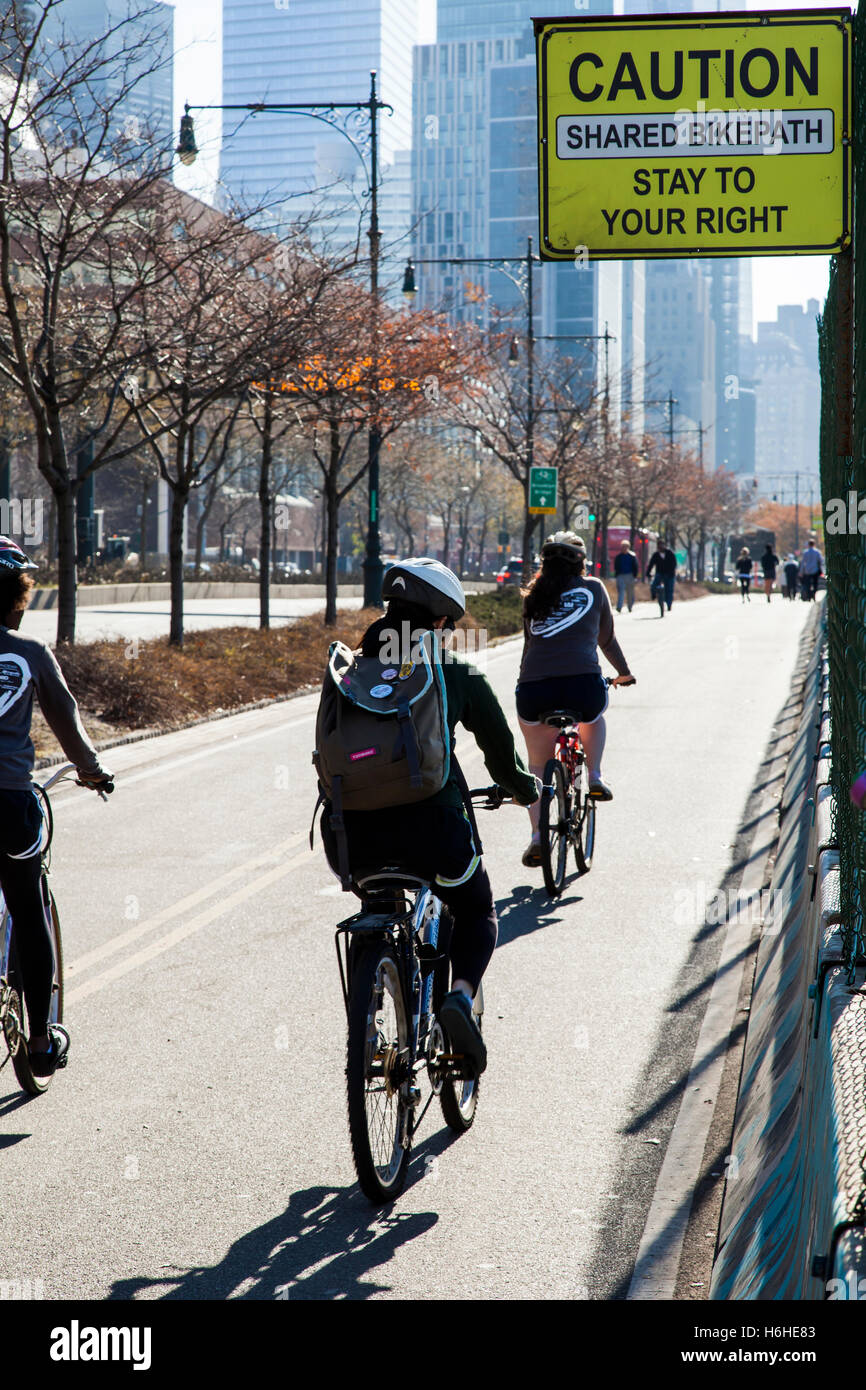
[0,625,106,790]
[518,578,630,683]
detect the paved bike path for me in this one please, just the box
[0,594,810,1300]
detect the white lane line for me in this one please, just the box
[627,788,779,1300]
[65,832,306,980]
[65,846,312,1005]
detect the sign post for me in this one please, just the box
[529,466,558,515]
[536,8,852,260]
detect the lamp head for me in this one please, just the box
[176,109,198,167]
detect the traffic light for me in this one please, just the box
[588,512,596,523]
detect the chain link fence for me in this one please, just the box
[818,7,865,980]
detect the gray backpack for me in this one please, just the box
[312,631,451,885]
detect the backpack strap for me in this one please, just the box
[451,752,484,857]
[393,696,423,789]
[328,775,353,890]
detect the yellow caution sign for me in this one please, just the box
[535,9,852,260]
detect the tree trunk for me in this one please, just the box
[259,393,272,629]
[476,515,489,576]
[168,482,188,647]
[193,504,206,578]
[324,472,339,626]
[521,485,535,580]
[54,477,77,645]
[140,476,150,569]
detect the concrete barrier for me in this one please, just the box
[711,609,866,1300]
[28,579,498,610]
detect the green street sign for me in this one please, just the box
[529,466,558,515]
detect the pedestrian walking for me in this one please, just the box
[783,554,799,599]
[735,547,753,602]
[799,537,824,601]
[760,543,780,603]
[614,539,638,613]
[646,541,677,615]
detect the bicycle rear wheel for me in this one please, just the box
[439,981,483,1133]
[346,942,412,1203]
[11,885,63,1096]
[539,759,569,898]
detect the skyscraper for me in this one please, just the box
[412,0,624,413]
[41,0,173,154]
[220,0,418,282]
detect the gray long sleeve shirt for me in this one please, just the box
[518,577,630,683]
[0,625,105,790]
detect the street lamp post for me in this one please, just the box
[177,73,393,609]
[403,247,613,574]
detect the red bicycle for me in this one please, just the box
[537,678,619,898]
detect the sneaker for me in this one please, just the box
[28,1024,70,1078]
[521,839,542,867]
[588,778,613,801]
[439,990,487,1075]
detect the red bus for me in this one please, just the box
[587,526,656,577]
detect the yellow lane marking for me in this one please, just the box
[65,832,306,981]
[65,846,312,1006]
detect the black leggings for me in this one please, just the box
[321,801,498,995]
[0,789,54,1036]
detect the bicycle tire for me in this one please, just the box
[11,886,63,1096]
[539,759,569,897]
[439,980,483,1133]
[574,791,596,875]
[346,941,412,1203]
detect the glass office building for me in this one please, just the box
[40,0,173,154]
[221,0,418,283]
[412,0,625,414]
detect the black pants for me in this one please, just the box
[321,801,497,995]
[0,789,54,1036]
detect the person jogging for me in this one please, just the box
[760,543,780,603]
[614,539,638,613]
[735,548,753,602]
[0,537,113,1076]
[646,541,677,614]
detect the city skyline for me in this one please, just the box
[168,0,835,335]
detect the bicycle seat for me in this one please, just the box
[539,709,578,728]
[354,868,432,894]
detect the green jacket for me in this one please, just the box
[431,654,538,810]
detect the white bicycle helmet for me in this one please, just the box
[0,536,37,571]
[382,557,465,620]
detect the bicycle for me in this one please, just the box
[537,678,626,898]
[335,785,507,1204]
[650,574,666,617]
[0,764,110,1095]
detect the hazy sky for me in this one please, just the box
[169,0,845,333]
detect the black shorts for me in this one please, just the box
[515,673,608,726]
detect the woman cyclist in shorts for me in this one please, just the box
[515,532,635,868]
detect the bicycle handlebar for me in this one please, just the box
[40,763,114,801]
[468,785,509,809]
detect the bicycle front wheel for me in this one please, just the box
[539,759,569,898]
[12,886,63,1096]
[346,942,412,1203]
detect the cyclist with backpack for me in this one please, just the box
[515,532,635,867]
[313,558,538,1074]
[0,537,113,1076]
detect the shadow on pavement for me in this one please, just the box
[494,883,585,947]
[106,1131,458,1302]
